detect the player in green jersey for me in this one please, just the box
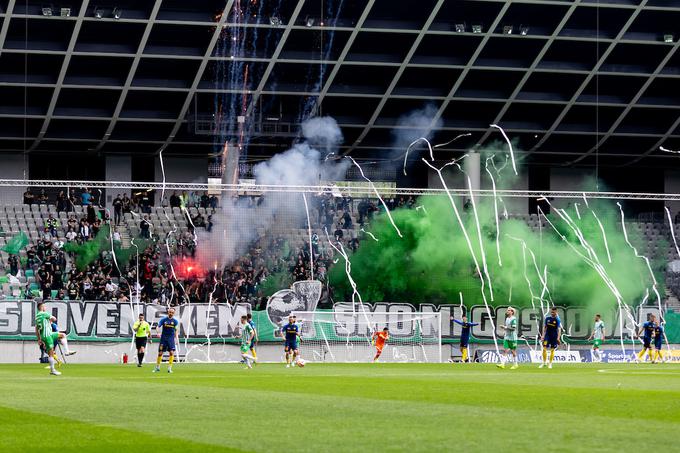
[497,307,519,370]
[35,301,75,375]
[587,314,605,363]
[239,315,257,369]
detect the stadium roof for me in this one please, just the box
[1,0,680,167]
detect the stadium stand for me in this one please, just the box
[1,188,680,313]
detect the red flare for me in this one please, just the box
[174,257,206,279]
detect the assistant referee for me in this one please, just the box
[132,313,151,367]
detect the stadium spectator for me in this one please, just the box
[334,225,344,241]
[92,219,102,237]
[169,191,180,208]
[209,194,219,209]
[357,199,368,224]
[23,188,34,205]
[112,228,122,247]
[7,254,19,276]
[139,190,152,214]
[341,211,352,229]
[122,194,131,214]
[87,204,97,224]
[37,189,48,204]
[81,189,92,206]
[65,228,77,243]
[79,219,90,240]
[193,212,206,228]
[56,190,68,212]
[44,214,59,237]
[66,193,77,212]
[113,194,123,225]
[140,216,151,239]
[67,215,78,231]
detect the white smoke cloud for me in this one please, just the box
[196,116,348,269]
[253,144,321,187]
[301,116,344,154]
[391,104,442,152]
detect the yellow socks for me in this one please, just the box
[542,348,547,362]
[549,348,555,363]
[461,347,468,362]
[156,355,162,366]
[168,355,174,366]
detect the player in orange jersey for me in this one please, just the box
[371,327,389,362]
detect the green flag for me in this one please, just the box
[2,232,29,255]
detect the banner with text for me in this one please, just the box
[0,300,677,343]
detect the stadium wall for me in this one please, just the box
[104,156,132,210]
[427,166,529,214]
[665,170,680,215]
[153,157,209,205]
[0,341,304,364]
[4,341,676,364]
[0,154,28,201]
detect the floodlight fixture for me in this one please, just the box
[305,16,315,27]
[112,7,122,19]
[503,25,513,35]
[664,34,674,43]
[472,24,482,34]
[42,6,53,16]
[94,7,103,18]
[454,23,465,33]
[520,25,529,36]
[60,7,71,17]
[269,16,282,27]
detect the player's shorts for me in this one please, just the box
[375,344,385,353]
[135,337,148,349]
[460,340,469,348]
[249,340,256,350]
[655,341,663,350]
[41,332,60,351]
[642,339,652,349]
[284,341,299,351]
[503,339,517,350]
[593,339,602,348]
[159,337,176,352]
[543,337,558,349]
[240,343,249,354]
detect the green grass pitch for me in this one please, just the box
[0,362,678,452]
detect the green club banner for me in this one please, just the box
[0,300,678,344]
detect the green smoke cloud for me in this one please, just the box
[64,225,150,271]
[329,193,663,314]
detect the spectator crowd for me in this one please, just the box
[5,187,418,308]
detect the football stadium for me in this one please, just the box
[0,0,679,451]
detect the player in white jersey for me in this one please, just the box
[587,314,605,362]
[497,307,519,370]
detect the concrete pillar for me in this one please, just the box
[105,156,131,209]
[465,151,481,201]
